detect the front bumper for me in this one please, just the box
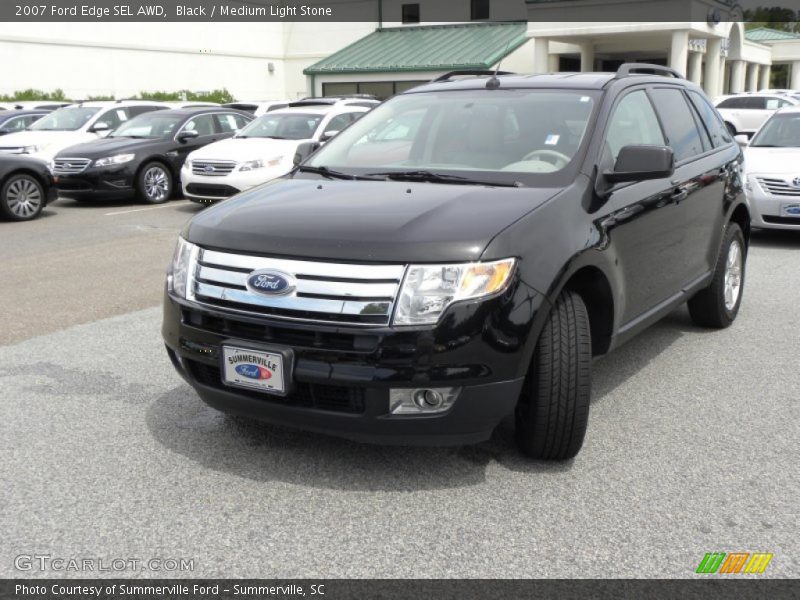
[181,165,286,203]
[747,174,800,229]
[54,165,136,200]
[162,291,530,445]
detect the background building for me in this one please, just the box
[1,0,800,101]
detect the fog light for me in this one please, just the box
[390,387,461,415]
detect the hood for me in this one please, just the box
[0,130,98,160]
[186,177,560,263]
[743,146,800,175]
[188,137,300,162]
[54,136,159,159]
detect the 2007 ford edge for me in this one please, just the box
[163,64,748,459]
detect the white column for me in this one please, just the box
[746,63,759,92]
[721,60,728,94]
[547,53,559,73]
[791,61,800,88]
[730,60,746,93]
[579,42,595,72]
[669,30,689,77]
[687,51,703,85]
[704,38,722,97]
[532,37,549,74]
[759,65,771,90]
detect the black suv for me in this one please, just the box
[53,108,252,204]
[163,64,748,459]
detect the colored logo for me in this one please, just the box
[246,270,295,296]
[696,552,773,574]
[785,204,800,215]
[235,364,272,380]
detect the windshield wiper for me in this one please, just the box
[366,170,522,188]
[296,165,383,181]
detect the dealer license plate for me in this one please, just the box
[221,345,286,395]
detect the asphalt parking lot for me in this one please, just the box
[1,197,798,578]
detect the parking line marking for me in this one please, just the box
[105,201,191,216]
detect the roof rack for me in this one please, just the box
[615,63,682,79]
[432,70,516,83]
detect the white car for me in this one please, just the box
[714,93,800,136]
[182,101,372,203]
[742,106,800,230]
[0,100,169,161]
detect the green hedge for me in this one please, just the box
[0,88,235,104]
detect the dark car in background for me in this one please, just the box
[0,155,56,221]
[52,107,253,204]
[0,110,50,136]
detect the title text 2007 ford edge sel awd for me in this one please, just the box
[163,64,749,459]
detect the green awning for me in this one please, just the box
[304,22,528,75]
[745,27,800,42]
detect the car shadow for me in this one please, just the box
[145,309,698,490]
[750,228,800,249]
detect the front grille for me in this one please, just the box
[190,248,405,326]
[182,308,380,354]
[756,177,800,197]
[185,359,366,414]
[185,183,239,198]
[53,157,92,174]
[763,215,800,226]
[192,160,236,176]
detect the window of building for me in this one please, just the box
[471,0,490,20]
[649,88,708,161]
[322,81,428,101]
[401,3,420,24]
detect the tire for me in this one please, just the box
[0,173,45,221]
[515,290,592,460]
[688,223,746,329]
[725,122,737,136]
[137,162,172,204]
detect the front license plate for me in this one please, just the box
[780,203,800,218]
[221,345,286,395]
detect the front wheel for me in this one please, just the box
[137,162,172,204]
[687,223,746,328]
[515,290,592,460]
[0,174,45,221]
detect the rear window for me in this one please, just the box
[650,88,708,161]
[687,91,732,148]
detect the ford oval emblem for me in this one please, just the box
[786,204,800,215]
[246,269,295,296]
[235,364,272,380]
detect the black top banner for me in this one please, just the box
[2,0,800,22]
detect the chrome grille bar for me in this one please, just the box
[757,177,800,196]
[191,248,405,326]
[192,160,237,176]
[52,157,92,174]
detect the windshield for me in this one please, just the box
[111,114,183,138]
[29,107,99,131]
[237,113,324,139]
[750,113,800,147]
[306,89,597,184]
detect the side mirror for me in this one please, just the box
[177,130,200,143]
[320,130,340,143]
[91,122,110,133]
[734,134,749,146]
[604,145,674,183]
[293,141,321,166]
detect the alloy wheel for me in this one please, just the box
[144,166,170,202]
[5,177,42,219]
[723,239,743,311]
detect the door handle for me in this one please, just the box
[671,189,689,204]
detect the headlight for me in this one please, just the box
[393,258,516,326]
[94,153,135,167]
[239,156,284,171]
[167,237,198,299]
[17,145,39,154]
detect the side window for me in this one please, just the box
[97,108,129,130]
[323,113,355,136]
[183,114,216,136]
[687,91,732,147]
[3,117,29,131]
[604,90,665,162]
[233,114,250,129]
[717,97,745,109]
[215,113,243,133]
[649,88,708,161]
[743,96,766,110]
[765,97,792,110]
[128,105,165,117]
